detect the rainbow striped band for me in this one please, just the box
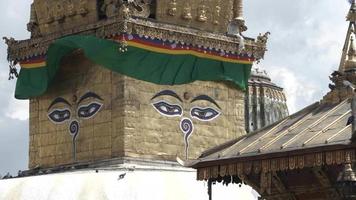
[20,57,46,69]
[120,34,254,64]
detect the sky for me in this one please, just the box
[0,0,351,178]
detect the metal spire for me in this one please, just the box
[348,0,356,22]
[338,2,356,71]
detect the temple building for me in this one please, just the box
[192,2,356,200]
[0,0,270,199]
[246,67,289,133]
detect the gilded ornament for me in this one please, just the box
[53,2,65,21]
[101,0,119,18]
[167,0,177,16]
[182,4,192,20]
[213,5,221,25]
[65,0,76,17]
[120,4,131,19]
[197,4,207,22]
[257,32,271,45]
[45,2,54,23]
[78,0,88,15]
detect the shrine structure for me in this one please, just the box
[1,0,272,199]
[192,2,356,200]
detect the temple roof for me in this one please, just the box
[195,98,353,165]
[248,67,283,90]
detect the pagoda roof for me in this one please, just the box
[192,98,355,171]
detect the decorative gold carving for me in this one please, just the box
[279,157,288,171]
[167,0,177,16]
[228,163,236,175]
[213,5,221,25]
[78,0,88,15]
[220,165,227,177]
[244,162,252,175]
[182,3,192,20]
[297,156,304,169]
[237,163,243,175]
[271,159,278,171]
[260,172,272,195]
[44,2,54,24]
[31,0,97,35]
[262,160,270,172]
[253,161,261,174]
[316,152,323,166]
[212,166,219,178]
[65,0,76,17]
[53,2,65,21]
[197,3,207,22]
[289,157,296,170]
[27,3,41,38]
[6,18,266,63]
[257,32,271,45]
[157,0,236,33]
[197,149,356,181]
[101,0,119,18]
[120,4,131,19]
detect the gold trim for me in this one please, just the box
[197,148,356,180]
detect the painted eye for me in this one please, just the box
[78,102,103,119]
[190,107,220,121]
[48,109,71,124]
[152,101,183,117]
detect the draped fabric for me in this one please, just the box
[15,35,253,99]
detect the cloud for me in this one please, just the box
[267,66,318,113]
[0,0,31,175]
[245,0,350,112]
[0,118,28,176]
[5,100,29,121]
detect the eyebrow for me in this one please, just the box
[48,97,71,111]
[151,90,183,102]
[191,95,221,109]
[78,92,103,104]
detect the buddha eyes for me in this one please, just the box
[151,101,220,121]
[48,102,103,122]
[77,102,103,119]
[152,101,183,117]
[190,107,220,121]
[48,109,71,124]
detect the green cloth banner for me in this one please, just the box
[15,35,252,99]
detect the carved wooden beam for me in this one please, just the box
[271,172,297,200]
[263,187,339,200]
[312,167,342,200]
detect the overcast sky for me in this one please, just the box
[0,0,351,175]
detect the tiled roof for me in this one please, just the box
[199,99,353,162]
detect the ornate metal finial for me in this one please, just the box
[3,37,19,80]
[257,32,271,45]
[337,152,356,183]
[344,34,356,71]
[350,35,356,56]
[348,0,356,22]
